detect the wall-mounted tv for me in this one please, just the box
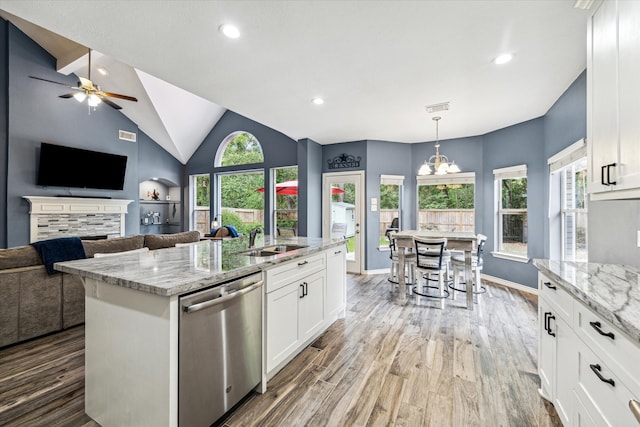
[37,142,128,191]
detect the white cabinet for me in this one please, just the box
[325,245,346,319]
[264,246,346,378]
[588,0,640,199]
[538,272,640,426]
[538,274,576,426]
[266,280,301,371]
[297,270,325,339]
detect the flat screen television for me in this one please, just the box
[37,142,128,191]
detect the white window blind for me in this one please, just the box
[548,139,587,172]
[380,174,405,186]
[493,164,527,180]
[416,172,475,186]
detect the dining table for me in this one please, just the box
[392,230,477,310]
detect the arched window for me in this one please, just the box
[215,131,264,167]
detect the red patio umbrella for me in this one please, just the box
[256,180,344,195]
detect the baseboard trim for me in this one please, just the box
[364,268,390,275]
[482,274,537,295]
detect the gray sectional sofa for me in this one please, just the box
[0,230,200,348]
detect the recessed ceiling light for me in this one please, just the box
[311,97,325,105]
[96,67,109,76]
[219,24,240,39]
[493,53,514,65]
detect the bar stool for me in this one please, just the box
[388,236,416,294]
[413,237,449,309]
[450,233,487,300]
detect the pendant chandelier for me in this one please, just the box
[418,116,461,175]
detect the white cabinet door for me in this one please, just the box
[298,271,325,339]
[588,0,619,194]
[539,296,556,401]
[266,282,300,373]
[325,245,346,318]
[616,0,640,191]
[554,313,576,426]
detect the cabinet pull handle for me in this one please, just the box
[629,400,640,423]
[298,260,309,266]
[590,363,615,387]
[299,284,305,299]
[607,163,617,185]
[544,311,551,332]
[601,165,608,186]
[543,281,557,290]
[547,314,556,337]
[303,282,308,297]
[334,250,342,254]
[589,321,615,340]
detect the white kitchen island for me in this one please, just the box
[56,236,346,427]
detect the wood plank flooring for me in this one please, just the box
[0,273,561,426]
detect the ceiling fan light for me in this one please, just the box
[88,94,102,107]
[73,92,87,103]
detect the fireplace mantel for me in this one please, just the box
[23,196,133,243]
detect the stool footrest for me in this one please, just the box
[413,285,450,299]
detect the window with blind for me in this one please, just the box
[549,139,587,261]
[379,174,403,248]
[493,165,528,261]
[416,172,475,233]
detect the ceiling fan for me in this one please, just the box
[29,49,138,110]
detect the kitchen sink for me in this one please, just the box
[239,244,308,257]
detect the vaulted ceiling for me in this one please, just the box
[0,1,591,164]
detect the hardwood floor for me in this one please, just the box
[0,274,561,426]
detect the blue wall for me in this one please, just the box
[297,138,323,237]
[1,20,8,248]
[481,118,546,287]
[543,70,587,258]
[2,22,182,247]
[185,110,298,235]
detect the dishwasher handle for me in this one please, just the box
[183,281,263,313]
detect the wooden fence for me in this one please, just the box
[380,209,475,234]
[418,209,475,232]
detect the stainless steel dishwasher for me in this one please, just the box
[179,272,263,426]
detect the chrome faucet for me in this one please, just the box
[249,227,262,248]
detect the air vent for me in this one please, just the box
[118,130,137,142]
[425,102,450,114]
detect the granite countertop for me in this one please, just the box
[533,259,640,345]
[55,236,345,297]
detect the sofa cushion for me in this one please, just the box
[144,230,201,250]
[0,245,42,270]
[94,247,149,258]
[82,235,146,258]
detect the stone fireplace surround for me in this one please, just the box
[23,196,133,243]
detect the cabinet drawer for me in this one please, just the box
[265,253,325,293]
[538,273,573,323]
[574,300,640,395]
[575,340,639,427]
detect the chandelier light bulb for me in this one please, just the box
[417,115,461,175]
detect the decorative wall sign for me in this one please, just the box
[328,153,361,169]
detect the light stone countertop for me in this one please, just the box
[533,259,640,345]
[55,236,345,297]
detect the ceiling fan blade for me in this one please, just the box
[29,75,79,89]
[78,76,95,90]
[102,91,138,102]
[59,93,77,99]
[101,98,123,110]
